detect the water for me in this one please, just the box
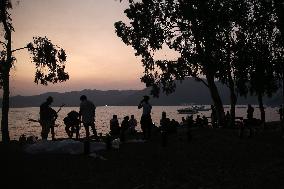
[0,105,281,141]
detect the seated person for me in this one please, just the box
[202,115,208,127]
[120,116,130,142]
[129,115,137,134]
[63,110,80,139]
[110,115,120,136]
[160,112,170,133]
[195,115,203,127]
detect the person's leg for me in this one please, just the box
[50,125,55,140]
[75,125,80,140]
[84,124,90,139]
[90,123,97,137]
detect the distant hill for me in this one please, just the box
[1,78,282,107]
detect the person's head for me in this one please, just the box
[46,96,53,104]
[113,115,117,119]
[143,95,150,102]
[197,115,200,118]
[124,116,129,121]
[131,115,134,119]
[248,104,251,107]
[80,95,87,101]
[162,111,166,118]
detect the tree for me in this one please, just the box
[236,0,283,123]
[115,0,246,126]
[0,0,69,142]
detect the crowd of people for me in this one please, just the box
[37,94,284,142]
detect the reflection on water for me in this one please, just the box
[0,105,280,140]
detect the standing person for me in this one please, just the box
[129,114,137,134]
[138,95,152,139]
[247,104,254,120]
[211,105,217,128]
[39,96,57,140]
[79,95,97,139]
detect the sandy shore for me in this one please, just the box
[1,121,284,189]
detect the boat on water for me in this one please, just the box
[191,105,211,111]
[177,105,211,114]
[177,107,198,114]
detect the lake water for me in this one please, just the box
[0,105,281,141]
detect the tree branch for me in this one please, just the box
[193,76,209,88]
[12,46,28,53]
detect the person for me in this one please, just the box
[247,104,254,120]
[63,110,80,139]
[79,95,97,139]
[225,111,231,127]
[110,115,120,137]
[129,115,137,134]
[160,112,170,146]
[39,96,57,140]
[169,119,179,134]
[180,117,187,127]
[138,95,152,139]
[202,115,208,128]
[195,115,203,127]
[120,116,130,142]
[211,105,217,128]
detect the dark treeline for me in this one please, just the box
[115,0,284,127]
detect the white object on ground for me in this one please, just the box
[24,139,106,155]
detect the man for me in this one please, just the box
[247,104,254,120]
[40,96,57,140]
[138,95,152,139]
[79,95,97,139]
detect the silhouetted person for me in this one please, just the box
[181,117,186,127]
[120,116,130,142]
[195,115,203,127]
[211,105,217,128]
[186,115,194,141]
[160,111,170,146]
[247,104,254,120]
[79,95,97,140]
[138,95,152,139]
[129,114,137,134]
[169,119,178,133]
[39,96,57,140]
[202,115,208,128]
[110,115,120,137]
[225,111,231,127]
[63,110,80,140]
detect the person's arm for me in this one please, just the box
[138,100,144,109]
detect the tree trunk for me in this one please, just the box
[0,3,12,143]
[258,93,265,123]
[1,70,10,143]
[228,75,237,127]
[206,74,225,127]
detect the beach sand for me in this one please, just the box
[1,122,284,189]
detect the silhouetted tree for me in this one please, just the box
[0,0,69,142]
[115,0,245,126]
[237,0,283,123]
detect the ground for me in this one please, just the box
[1,122,284,189]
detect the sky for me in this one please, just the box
[8,0,149,96]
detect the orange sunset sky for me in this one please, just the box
[8,0,145,96]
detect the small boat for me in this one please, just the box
[191,105,211,111]
[177,107,198,114]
